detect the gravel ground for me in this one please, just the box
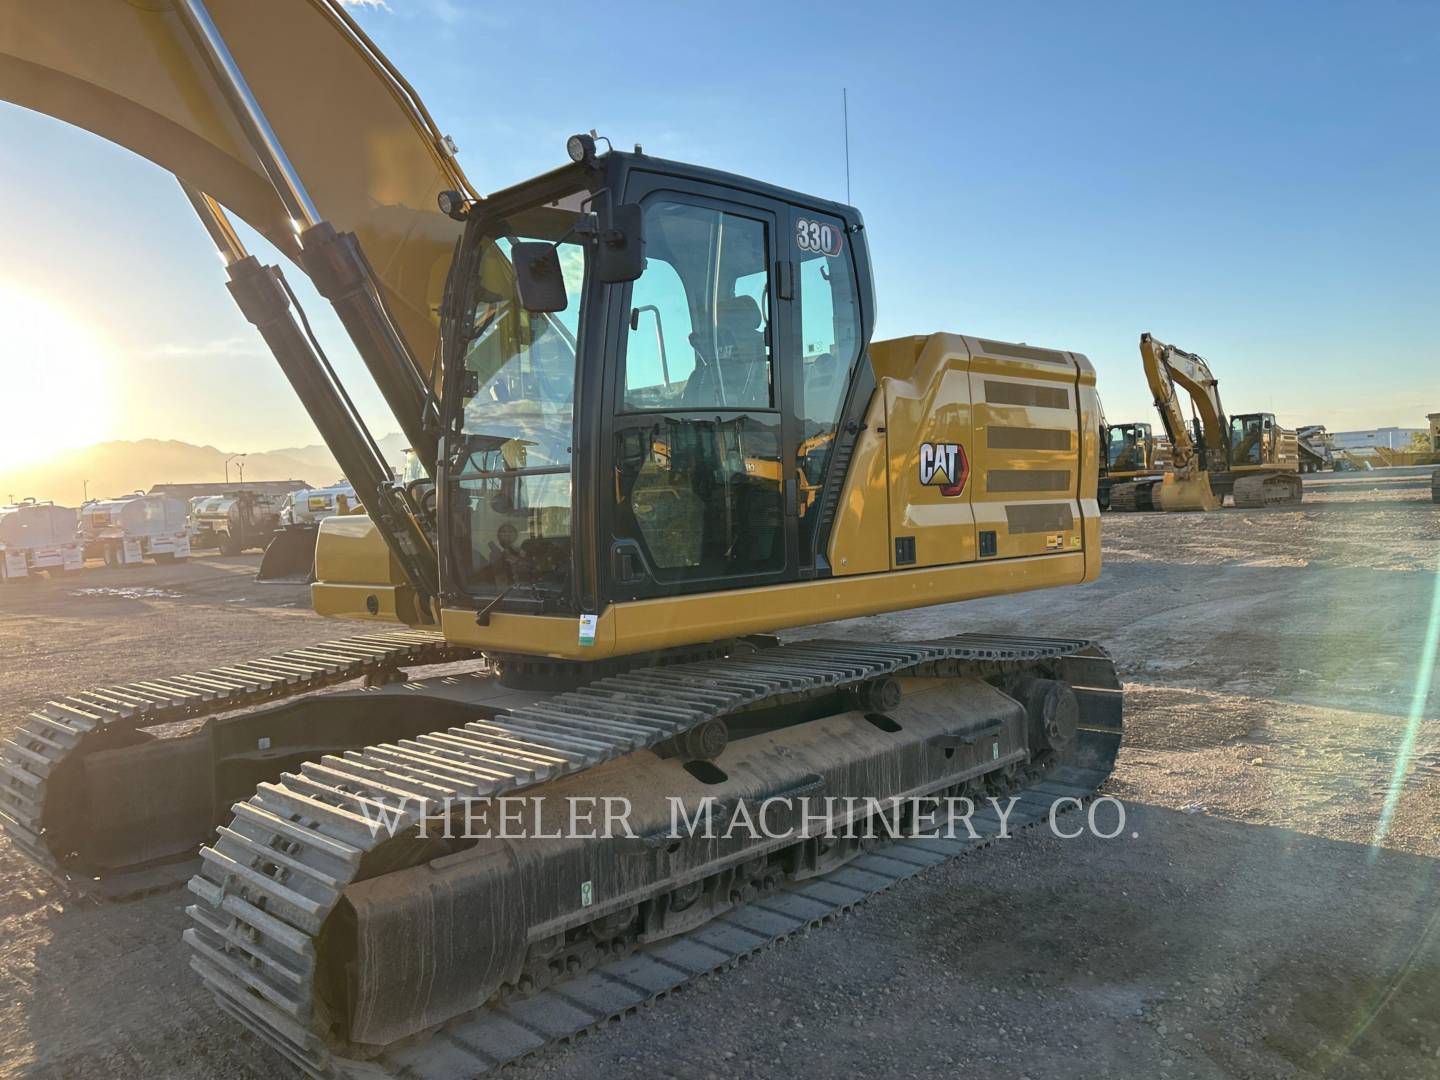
[1,477,1437,1079]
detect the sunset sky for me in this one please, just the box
[0,0,1435,468]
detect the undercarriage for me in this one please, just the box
[1108,469,1302,512]
[0,631,1120,1077]
[1227,471,1305,508]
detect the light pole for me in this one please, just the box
[224,453,246,485]
[237,459,246,483]
[82,479,89,503]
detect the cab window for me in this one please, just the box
[452,200,588,597]
[1230,416,1265,465]
[1107,427,1137,469]
[623,201,773,411]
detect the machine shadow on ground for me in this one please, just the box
[10,805,1439,1080]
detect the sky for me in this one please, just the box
[0,0,1436,465]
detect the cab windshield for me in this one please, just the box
[446,191,589,601]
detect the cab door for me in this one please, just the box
[603,180,799,601]
[782,204,868,572]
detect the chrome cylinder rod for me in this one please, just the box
[170,0,438,469]
[171,0,322,230]
[178,179,248,265]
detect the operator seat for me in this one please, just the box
[685,295,769,408]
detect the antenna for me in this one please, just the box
[842,87,852,204]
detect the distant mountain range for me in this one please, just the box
[0,435,409,506]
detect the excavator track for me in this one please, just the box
[0,630,476,896]
[184,634,1122,1077]
[1105,481,1143,512]
[1231,472,1304,508]
[368,762,1111,1080]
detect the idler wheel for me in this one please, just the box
[1011,677,1079,760]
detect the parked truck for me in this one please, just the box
[80,493,192,565]
[279,480,357,526]
[1297,425,1335,473]
[190,489,286,554]
[0,499,84,581]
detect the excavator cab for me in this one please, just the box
[1098,421,1154,509]
[1105,422,1153,473]
[437,155,873,621]
[1228,412,1272,466]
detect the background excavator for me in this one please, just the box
[1097,405,1159,511]
[0,3,1122,1076]
[1109,333,1303,511]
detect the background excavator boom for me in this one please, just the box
[1139,331,1227,473]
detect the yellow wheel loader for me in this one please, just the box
[1109,333,1303,511]
[0,2,1122,1075]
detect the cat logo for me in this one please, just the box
[918,442,969,496]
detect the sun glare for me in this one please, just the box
[0,285,116,470]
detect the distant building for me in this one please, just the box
[1429,413,1440,453]
[148,480,312,499]
[1329,427,1424,453]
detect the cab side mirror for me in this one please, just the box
[512,241,568,312]
[595,203,646,284]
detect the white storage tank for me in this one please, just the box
[0,500,84,580]
[0,500,78,548]
[81,493,193,565]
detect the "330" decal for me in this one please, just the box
[796,217,844,257]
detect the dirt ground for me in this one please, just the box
[1,474,1437,1080]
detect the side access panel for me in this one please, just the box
[875,334,977,570]
[965,337,1083,561]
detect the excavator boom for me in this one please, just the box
[1,0,468,605]
[1139,332,1227,473]
[0,0,471,383]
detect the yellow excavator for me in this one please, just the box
[1109,333,1303,511]
[1097,406,1159,511]
[0,3,1123,1075]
